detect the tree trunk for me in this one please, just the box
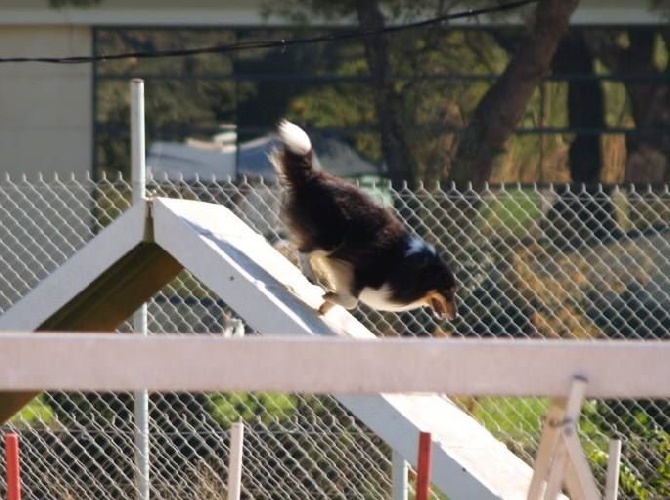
[356,0,415,187]
[586,28,670,184]
[448,0,580,191]
[554,32,604,184]
[622,29,669,184]
[543,31,621,249]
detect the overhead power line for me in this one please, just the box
[0,0,538,64]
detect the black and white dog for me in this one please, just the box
[272,120,457,321]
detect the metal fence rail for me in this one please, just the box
[0,175,668,499]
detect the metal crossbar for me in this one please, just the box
[0,334,668,398]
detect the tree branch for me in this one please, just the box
[356,0,416,186]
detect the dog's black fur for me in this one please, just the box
[272,121,457,320]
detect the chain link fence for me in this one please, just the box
[0,174,668,499]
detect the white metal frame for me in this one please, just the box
[130,77,150,500]
[528,377,600,500]
[527,377,624,500]
[227,421,244,500]
[0,334,667,397]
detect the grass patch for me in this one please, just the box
[471,397,548,460]
[11,395,55,427]
[209,392,299,426]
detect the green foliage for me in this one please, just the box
[95,29,239,177]
[650,0,670,17]
[87,3,668,184]
[469,396,670,498]
[95,7,560,183]
[581,400,670,499]
[12,395,55,427]
[92,19,644,185]
[471,397,547,459]
[209,392,299,427]
[262,0,446,24]
[284,27,512,179]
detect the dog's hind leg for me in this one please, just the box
[308,254,358,314]
[298,252,318,283]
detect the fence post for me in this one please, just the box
[5,433,21,500]
[131,78,150,500]
[227,421,245,500]
[416,432,433,500]
[391,450,408,500]
[604,439,622,500]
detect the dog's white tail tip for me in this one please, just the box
[278,120,312,156]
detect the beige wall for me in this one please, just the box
[0,26,91,178]
[0,0,268,26]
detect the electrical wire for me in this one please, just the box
[0,0,538,64]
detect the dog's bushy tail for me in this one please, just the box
[271,120,314,187]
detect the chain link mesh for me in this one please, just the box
[0,174,668,499]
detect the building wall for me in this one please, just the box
[0,0,268,26]
[0,26,92,178]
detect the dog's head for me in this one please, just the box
[418,254,458,321]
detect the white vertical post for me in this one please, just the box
[131,78,150,500]
[604,439,622,500]
[131,79,146,204]
[227,421,245,500]
[391,450,408,500]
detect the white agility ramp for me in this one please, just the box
[0,197,535,499]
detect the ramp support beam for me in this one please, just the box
[528,376,616,500]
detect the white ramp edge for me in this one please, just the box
[151,198,533,499]
[0,200,149,331]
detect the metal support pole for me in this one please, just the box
[604,439,622,500]
[391,450,408,500]
[131,78,150,500]
[529,376,600,500]
[416,432,433,500]
[5,433,22,500]
[227,421,245,500]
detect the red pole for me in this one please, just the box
[5,433,21,500]
[416,431,432,500]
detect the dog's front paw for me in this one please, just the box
[318,291,357,315]
[318,299,336,315]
